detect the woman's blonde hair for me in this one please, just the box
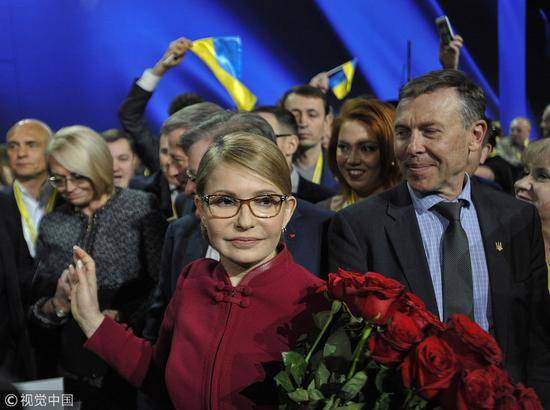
[47,125,114,196]
[523,139,550,168]
[196,132,291,196]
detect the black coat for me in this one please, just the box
[0,192,35,380]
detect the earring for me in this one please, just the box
[282,226,287,232]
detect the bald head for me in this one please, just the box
[509,117,531,146]
[6,119,52,181]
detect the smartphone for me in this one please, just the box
[436,15,454,45]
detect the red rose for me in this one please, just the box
[495,395,520,409]
[459,368,497,409]
[390,292,445,334]
[401,336,459,400]
[491,367,515,401]
[350,272,404,323]
[443,314,502,370]
[514,384,543,410]
[368,311,424,365]
[327,268,367,302]
[368,333,403,365]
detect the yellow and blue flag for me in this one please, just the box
[328,58,357,100]
[190,36,257,111]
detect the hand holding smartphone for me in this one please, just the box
[436,15,454,45]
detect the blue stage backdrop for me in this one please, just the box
[0,0,537,140]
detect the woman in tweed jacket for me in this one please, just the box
[29,126,166,410]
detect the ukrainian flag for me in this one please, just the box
[190,36,257,111]
[328,58,357,100]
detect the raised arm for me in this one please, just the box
[438,34,463,70]
[118,37,193,172]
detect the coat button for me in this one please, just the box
[216,281,225,291]
[239,299,250,308]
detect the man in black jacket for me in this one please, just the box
[0,192,35,380]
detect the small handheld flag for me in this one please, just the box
[190,36,257,111]
[327,58,357,100]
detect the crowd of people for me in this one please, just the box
[0,35,549,410]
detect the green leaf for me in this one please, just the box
[274,371,294,393]
[373,393,392,410]
[341,371,367,401]
[322,397,335,410]
[288,388,309,403]
[331,300,343,314]
[323,327,352,359]
[374,366,390,392]
[282,351,307,386]
[315,361,330,388]
[313,310,332,330]
[335,404,366,410]
[308,388,325,401]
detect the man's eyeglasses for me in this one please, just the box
[200,194,288,218]
[48,173,90,189]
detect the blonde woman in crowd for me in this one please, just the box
[29,126,166,409]
[515,138,550,289]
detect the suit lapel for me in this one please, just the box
[471,182,510,352]
[384,183,439,316]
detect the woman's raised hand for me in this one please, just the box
[68,246,105,338]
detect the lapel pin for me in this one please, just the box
[495,241,503,252]
[288,233,296,239]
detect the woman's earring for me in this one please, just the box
[282,226,287,232]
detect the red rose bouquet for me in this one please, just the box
[275,269,542,409]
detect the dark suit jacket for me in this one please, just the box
[118,81,160,172]
[5,186,64,306]
[328,180,550,405]
[0,192,35,380]
[142,198,333,342]
[130,170,193,220]
[295,175,334,204]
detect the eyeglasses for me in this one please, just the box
[48,173,90,189]
[185,169,197,183]
[200,194,288,218]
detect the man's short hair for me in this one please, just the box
[180,112,277,152]
[398,69,486,129]
[279,84,329,116]
[252,105,298,135]
[160,102,223,136]
[168,92,205,116]
[100,129,136,152]
[179,111,235,152]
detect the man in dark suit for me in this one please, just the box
[0,192,35,380]
[142,112,333,342]
[328,69,550,404]
[253,106,334,204]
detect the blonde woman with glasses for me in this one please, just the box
[29,126,166,410]
[66,132,327,410]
